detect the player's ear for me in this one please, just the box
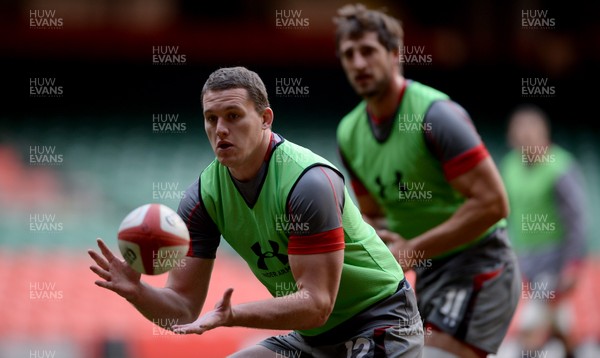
[261,107,274,129]
[391,46,402,74]
[390,45,400,60]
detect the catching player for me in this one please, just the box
[88,66,423,357]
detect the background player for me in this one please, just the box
[333,4,521,357]
[498,104,588,357]
[88,66,423,357]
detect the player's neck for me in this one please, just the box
[366,76,405,122]
[229,130,273,182]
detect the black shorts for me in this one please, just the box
[414,228,521,354]
[258,279,424,357]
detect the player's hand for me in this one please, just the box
[88,238,142,301]
[363,214,387,231]
[172,288,234,335]
[376,228,403,246]
[378,229,415,272]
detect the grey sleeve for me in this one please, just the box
[423,100,483,163]
[177,178,221,259]
[555,164,588,266]
[287,166,345,236]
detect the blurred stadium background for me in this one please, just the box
[0,0,599,357]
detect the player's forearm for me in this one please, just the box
[410,197,505,258]
[229,290,331,330]
[128,282,202,328]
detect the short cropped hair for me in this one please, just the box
[333,3,403,56]
[201,66,270,113]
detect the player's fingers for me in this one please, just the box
[94,280,114,291]
[173,324,205,335]
[214,287,234,309]
[97,238,118,262]
[376,229,391,237]
[378,229,401,243]
[172,325,187,334]
[222,288,234,305]
[88,249,110,271]
[172,324,191,334]
[90,265,111,281]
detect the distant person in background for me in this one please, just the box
[333,3,520,357]
[499,104,588,358]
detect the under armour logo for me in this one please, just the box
[375,176,385,199]
[375,171,404,199]
[251,241,289,270]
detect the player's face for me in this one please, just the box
[339,31,398,98]
[508,112,550,148]
[203,88,269,170]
